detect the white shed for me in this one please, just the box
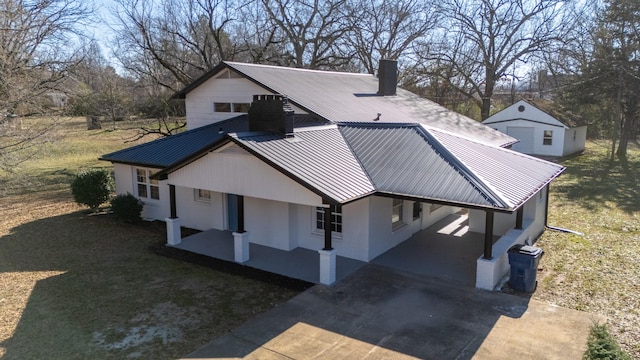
[483,99,587,157]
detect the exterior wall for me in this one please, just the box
[245,197,293,250]
[485,118,565,156]
[367,196,424,261]
[112,163,170,221]
[295,199,371,262]
[468,210,516,236]
[185,75,307,130]
[174,186,225,231]
[421,204,460,230]
[168,146,323,207]
[562,125,587,156]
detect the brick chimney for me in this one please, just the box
[248,94,294,137]
[377,59,398,96]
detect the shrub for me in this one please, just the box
[71,169,112,212]
[584,323,632,360]
[110,193,144,223]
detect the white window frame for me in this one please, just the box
[392,198,404,230]
[135,168,159,201]
[194,189,212,204]
[213,102,251,113]
[315,206,342,234]
[543,130,553,146]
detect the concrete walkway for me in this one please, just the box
[182,265,600,359]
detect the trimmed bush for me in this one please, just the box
[71,169,112,212]
[584,323,632,360]
[110,193,144,223]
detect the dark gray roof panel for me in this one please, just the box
[230,126,375,204]
[428,128,565,209]
[100,116,249,167]
[225,62,515,147]
[340,125,496,207]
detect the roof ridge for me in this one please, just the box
[225,61,373,77]
[417,127,512,209]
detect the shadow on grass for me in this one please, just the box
[553,149,640,214]
[0,211,303,359]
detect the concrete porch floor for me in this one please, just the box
[172,213,487,286]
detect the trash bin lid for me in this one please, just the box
[519,245,542,256]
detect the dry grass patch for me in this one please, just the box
[0,118,300,359]
[534,141,640,358]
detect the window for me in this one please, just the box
[392,199,404,228]
[195,189,211,203]
[316,206,342,233]
[573,131,577,141]
[136,168,159,200]
[543,130,553,145]
[214,102,251,113]
[412,202,421,220]
[214,102,231,112]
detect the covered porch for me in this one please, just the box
[169,212,493,287]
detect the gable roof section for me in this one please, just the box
[229,126,375,204]
[174,61,516,148]
[99,115,249,168]
[484,99,585,128]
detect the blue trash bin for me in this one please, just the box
[508,245,543,292]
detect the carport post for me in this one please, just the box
[483,210,494,259]
[516,207,524,230]
[233,195,249,263]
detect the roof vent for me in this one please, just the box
[377,59,398,96]
[248,94,294,137]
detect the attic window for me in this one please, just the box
[214,102,251,113]
[518,105,525,112]
[543,130,553,145]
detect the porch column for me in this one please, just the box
[483,210,494,259]
[166,217,181,245]
[516,207,524,230]
[233,195,249,263]
[169,184,177,219]
[319,204,336,285]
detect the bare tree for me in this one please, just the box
[422,0,571,120]
[345,0,439,74]
[260,0,352,69]
[0,0,91,172]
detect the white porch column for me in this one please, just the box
[166,217,181,246]
[318,249,336,285]
[233,231,250,263]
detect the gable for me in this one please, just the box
[483,100,577,129]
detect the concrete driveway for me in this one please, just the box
[183,265,599,359]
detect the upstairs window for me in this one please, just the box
[543,130,553,145]
[214,102,251,113]
[136,168,159,200]
[316,206,342,233]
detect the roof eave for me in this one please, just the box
[150,136,232,180]
[171,62,229,99]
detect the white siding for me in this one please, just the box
[487,118,565,156]
[112,164,170,221]
[185,76,307,130]
[245,197,292,250]
[175,187,225,231]
[168,149,323,207]
[562,125,587,156]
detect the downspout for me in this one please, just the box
[543,184,584,236]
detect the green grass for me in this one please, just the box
[534,140,640,358]
[0,117,300,359]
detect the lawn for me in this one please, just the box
[1,118,638,358]
[534,141,640,358]
[0,118,301,359]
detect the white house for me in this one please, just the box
[482,99,587,157]
[101,61,564,290]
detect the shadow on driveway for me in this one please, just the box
[185,265,598,359]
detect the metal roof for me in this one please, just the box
[177,62,516,148]
[340,125,501,208]
[99,115,249,168]
[230,126,375,204]
[428,127,565,209]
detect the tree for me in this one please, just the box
[419,0,571,120]
[0,0,92,171]
[345,0,439,74]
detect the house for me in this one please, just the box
[482,99,587,157]
[100,61,564,290]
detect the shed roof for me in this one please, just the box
[175,61,516,148]
[99,115,248,168]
